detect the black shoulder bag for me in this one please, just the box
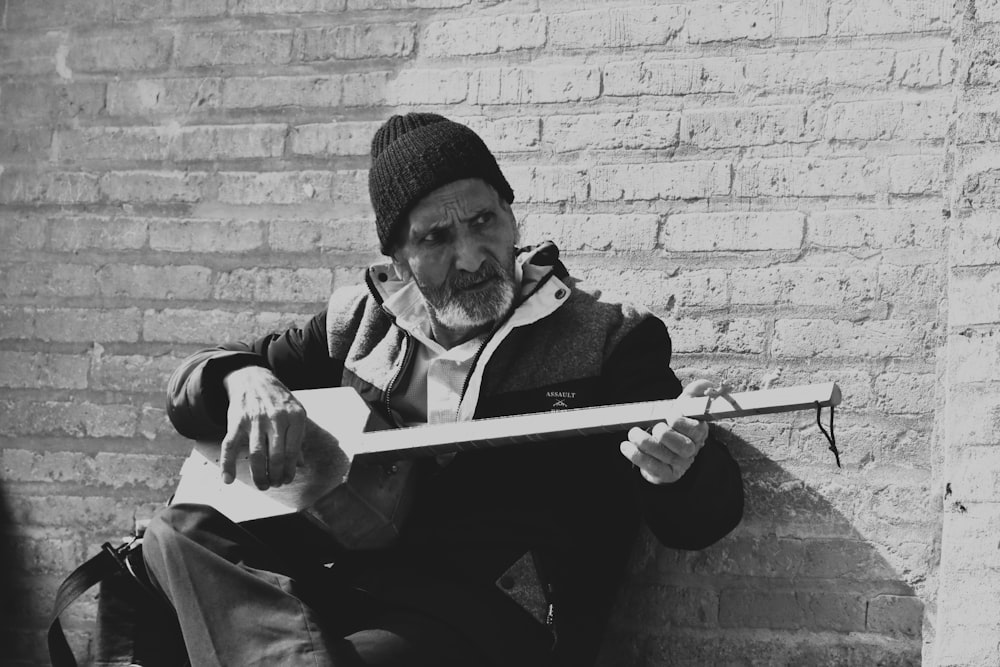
[48,525,188,667]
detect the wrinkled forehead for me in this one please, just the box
[407,178,500,230]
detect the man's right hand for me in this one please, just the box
[221,366,307,490]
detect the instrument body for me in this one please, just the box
[172,382,841,549]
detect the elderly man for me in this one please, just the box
[144,113,744,667]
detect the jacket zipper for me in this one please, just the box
[383,331,413,430]
[455,270,561,418]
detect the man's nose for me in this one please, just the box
[453,231,486,273]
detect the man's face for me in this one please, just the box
[392,178,519,344]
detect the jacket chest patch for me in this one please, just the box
[545,390,578,410]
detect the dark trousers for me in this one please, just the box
[142,504,484,667]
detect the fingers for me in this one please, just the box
[620,418,708,485]
[681,378,716,398]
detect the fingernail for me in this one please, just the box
[222,472,234,484]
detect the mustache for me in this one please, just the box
[449,260,504,290]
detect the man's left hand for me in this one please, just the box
[619,379,714,484]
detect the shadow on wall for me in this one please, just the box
[0,482,29,652]
[598,430,923,666]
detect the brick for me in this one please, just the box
[616,583,718,630]
[978,0,1000,21]
[687,0,775,42]
[544,112,680,151]
[290,121,380,157]
[604,57,741,97]
[0,352,89,389]
[948,330,1000,384]
[591,161,731,201]
[772,319,931,359]
[666,317,767,354]
[741,473,857,534]
[142,308,304,343]
[149,219,266,253]
[720,588,866,631]
[230,0,346,13]
[217,170,343,205]
[878,263,944,316]
[956,110,1000,144]
[626,629,921,666]
[50,216,149,251]
[13,531,83,573]
[463,117,541,153]
[0,127,53,160]
[776,0,830,37]
[172,124,287,161]
[662,212,804,251]
[959,164,1000,209]
[96,264,213,300]
[472,66,599,104]
[521,214,659,252]
[55,126,171,162]
[8,494,135,530]
[895,48,950,87]
[0,449,180,492]
[0,400,138,438]
[107,78,223,116]
[826,99,950,141]
[829,0,950,35]
[683,105,818,148]
[298,23,415,60]
[968,50,1000,87]
[167,0,229,16]
[422,14,545,56]
[213,268,333,303]
[268,218,378,253]
[946,448,1000,502]
[90,353,185,393]
[745,50,894,91]
[945,386,1000,445]
[99,170,207,203]
[175,30,294,68]
[0,214,48,250]
[734,157,885,198]
[549,6,684,48]
[2,263,99,298]
[387,69,469,105]
[949,268,1000,326]
[348,0,467,7]
[341,72,390,106]
[69,31,172,73]
[0,32,62,77]
[874,372,937,414]
[0,82,107,120]
[93,0,172,20]
[588,267,728,310]
[506,166,589,203]
[888,154,943,195]
[661,535,900,580]
[222,76,341,109]
[0,170,101,205]
[29,308,143,343]
[807,209,942,249]
[730,266,877,308]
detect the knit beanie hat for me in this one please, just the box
[369,113,515,254]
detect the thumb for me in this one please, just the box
[681,379,717,398]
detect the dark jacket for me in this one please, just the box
[166,242,744,666]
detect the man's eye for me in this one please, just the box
[421,231,442,245]
[474,212,494,226]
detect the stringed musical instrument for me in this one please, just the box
[171,382,842,549]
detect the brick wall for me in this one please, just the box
[0,0,994,664]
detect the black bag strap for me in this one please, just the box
[48,540,136,667]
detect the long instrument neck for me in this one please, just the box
[358,382,841,463]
